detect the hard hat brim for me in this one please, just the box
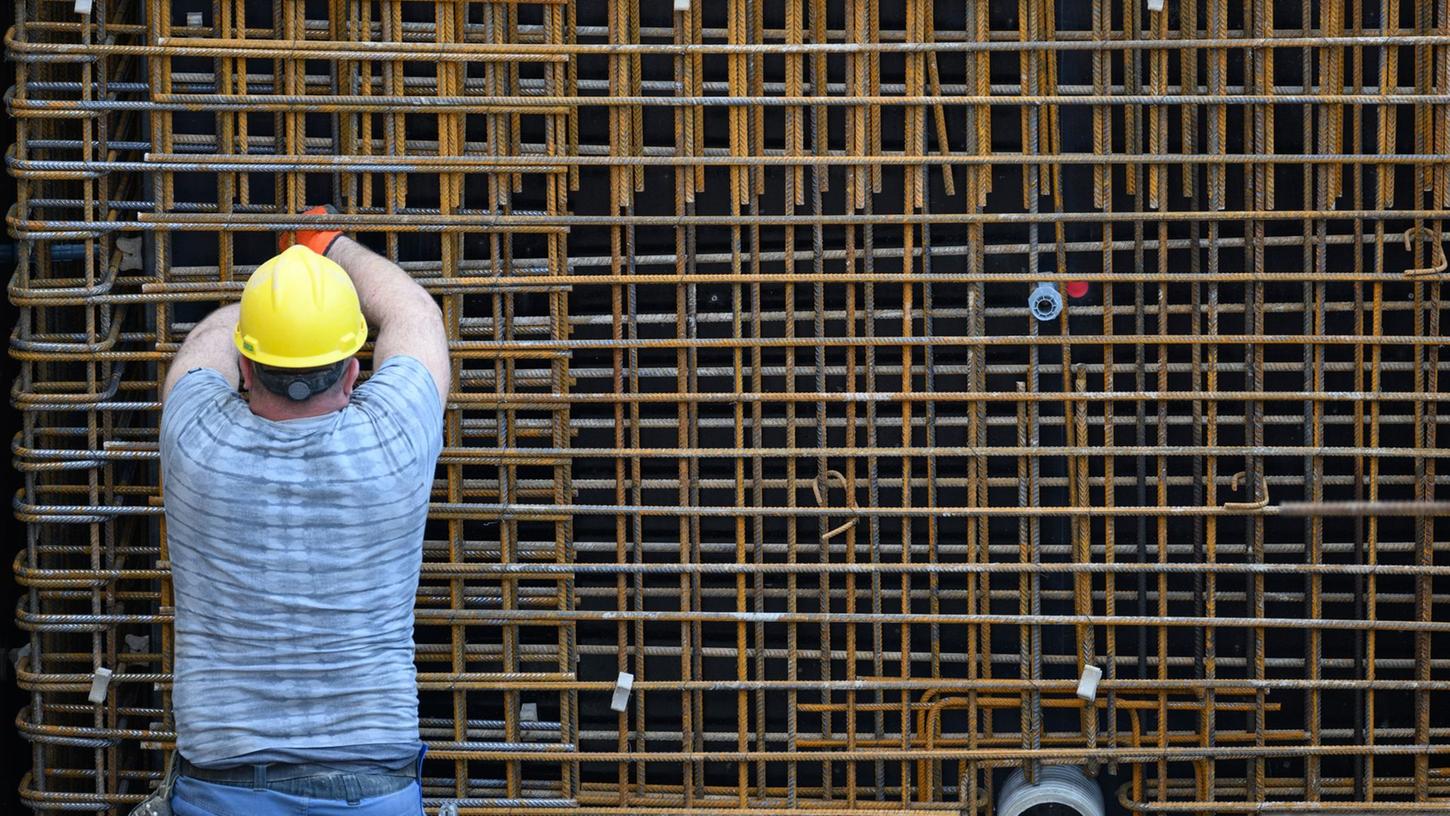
[233,329,366,369]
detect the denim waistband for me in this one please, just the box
[179,755,414,786]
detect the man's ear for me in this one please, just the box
[339,357,361,399]
[238,357,255,392]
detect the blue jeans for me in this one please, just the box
[172,755,423,816]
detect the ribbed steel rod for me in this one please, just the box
[9,1,1449,814]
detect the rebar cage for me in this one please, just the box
[9,1,1450,814]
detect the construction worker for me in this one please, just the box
[156,212,448,816]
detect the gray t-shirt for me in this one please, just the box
[160,356,442,768]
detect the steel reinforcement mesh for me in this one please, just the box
[9,1,1450,814]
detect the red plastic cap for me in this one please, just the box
[1065,280,1090,299]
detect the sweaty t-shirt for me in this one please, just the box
[160,356,442,768]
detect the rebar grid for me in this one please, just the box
[8,1,1450,814]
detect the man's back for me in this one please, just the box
[160,355,442,767]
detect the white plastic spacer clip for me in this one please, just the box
[674,0,692,10]
[116,236,143,272]
[74,0,93,14]
[125,634,150,653]
[88,667,113,704]
[186,12,204,26]
[520,702,538,722]
[610,671,635,712]
[1075,664,1103,701]
[1147,0,1166,11]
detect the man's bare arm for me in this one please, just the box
[324,236,449,407]
[162,303,241,400]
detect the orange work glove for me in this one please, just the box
[278,205,344,256]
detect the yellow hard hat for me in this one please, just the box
[233,245,368,368]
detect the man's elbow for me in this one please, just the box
[406,292,443,329]
[379,290,442,331]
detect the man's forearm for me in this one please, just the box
[305,229,449,402]
[323,235,432,331]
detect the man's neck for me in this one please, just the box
[248,393,346,421]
